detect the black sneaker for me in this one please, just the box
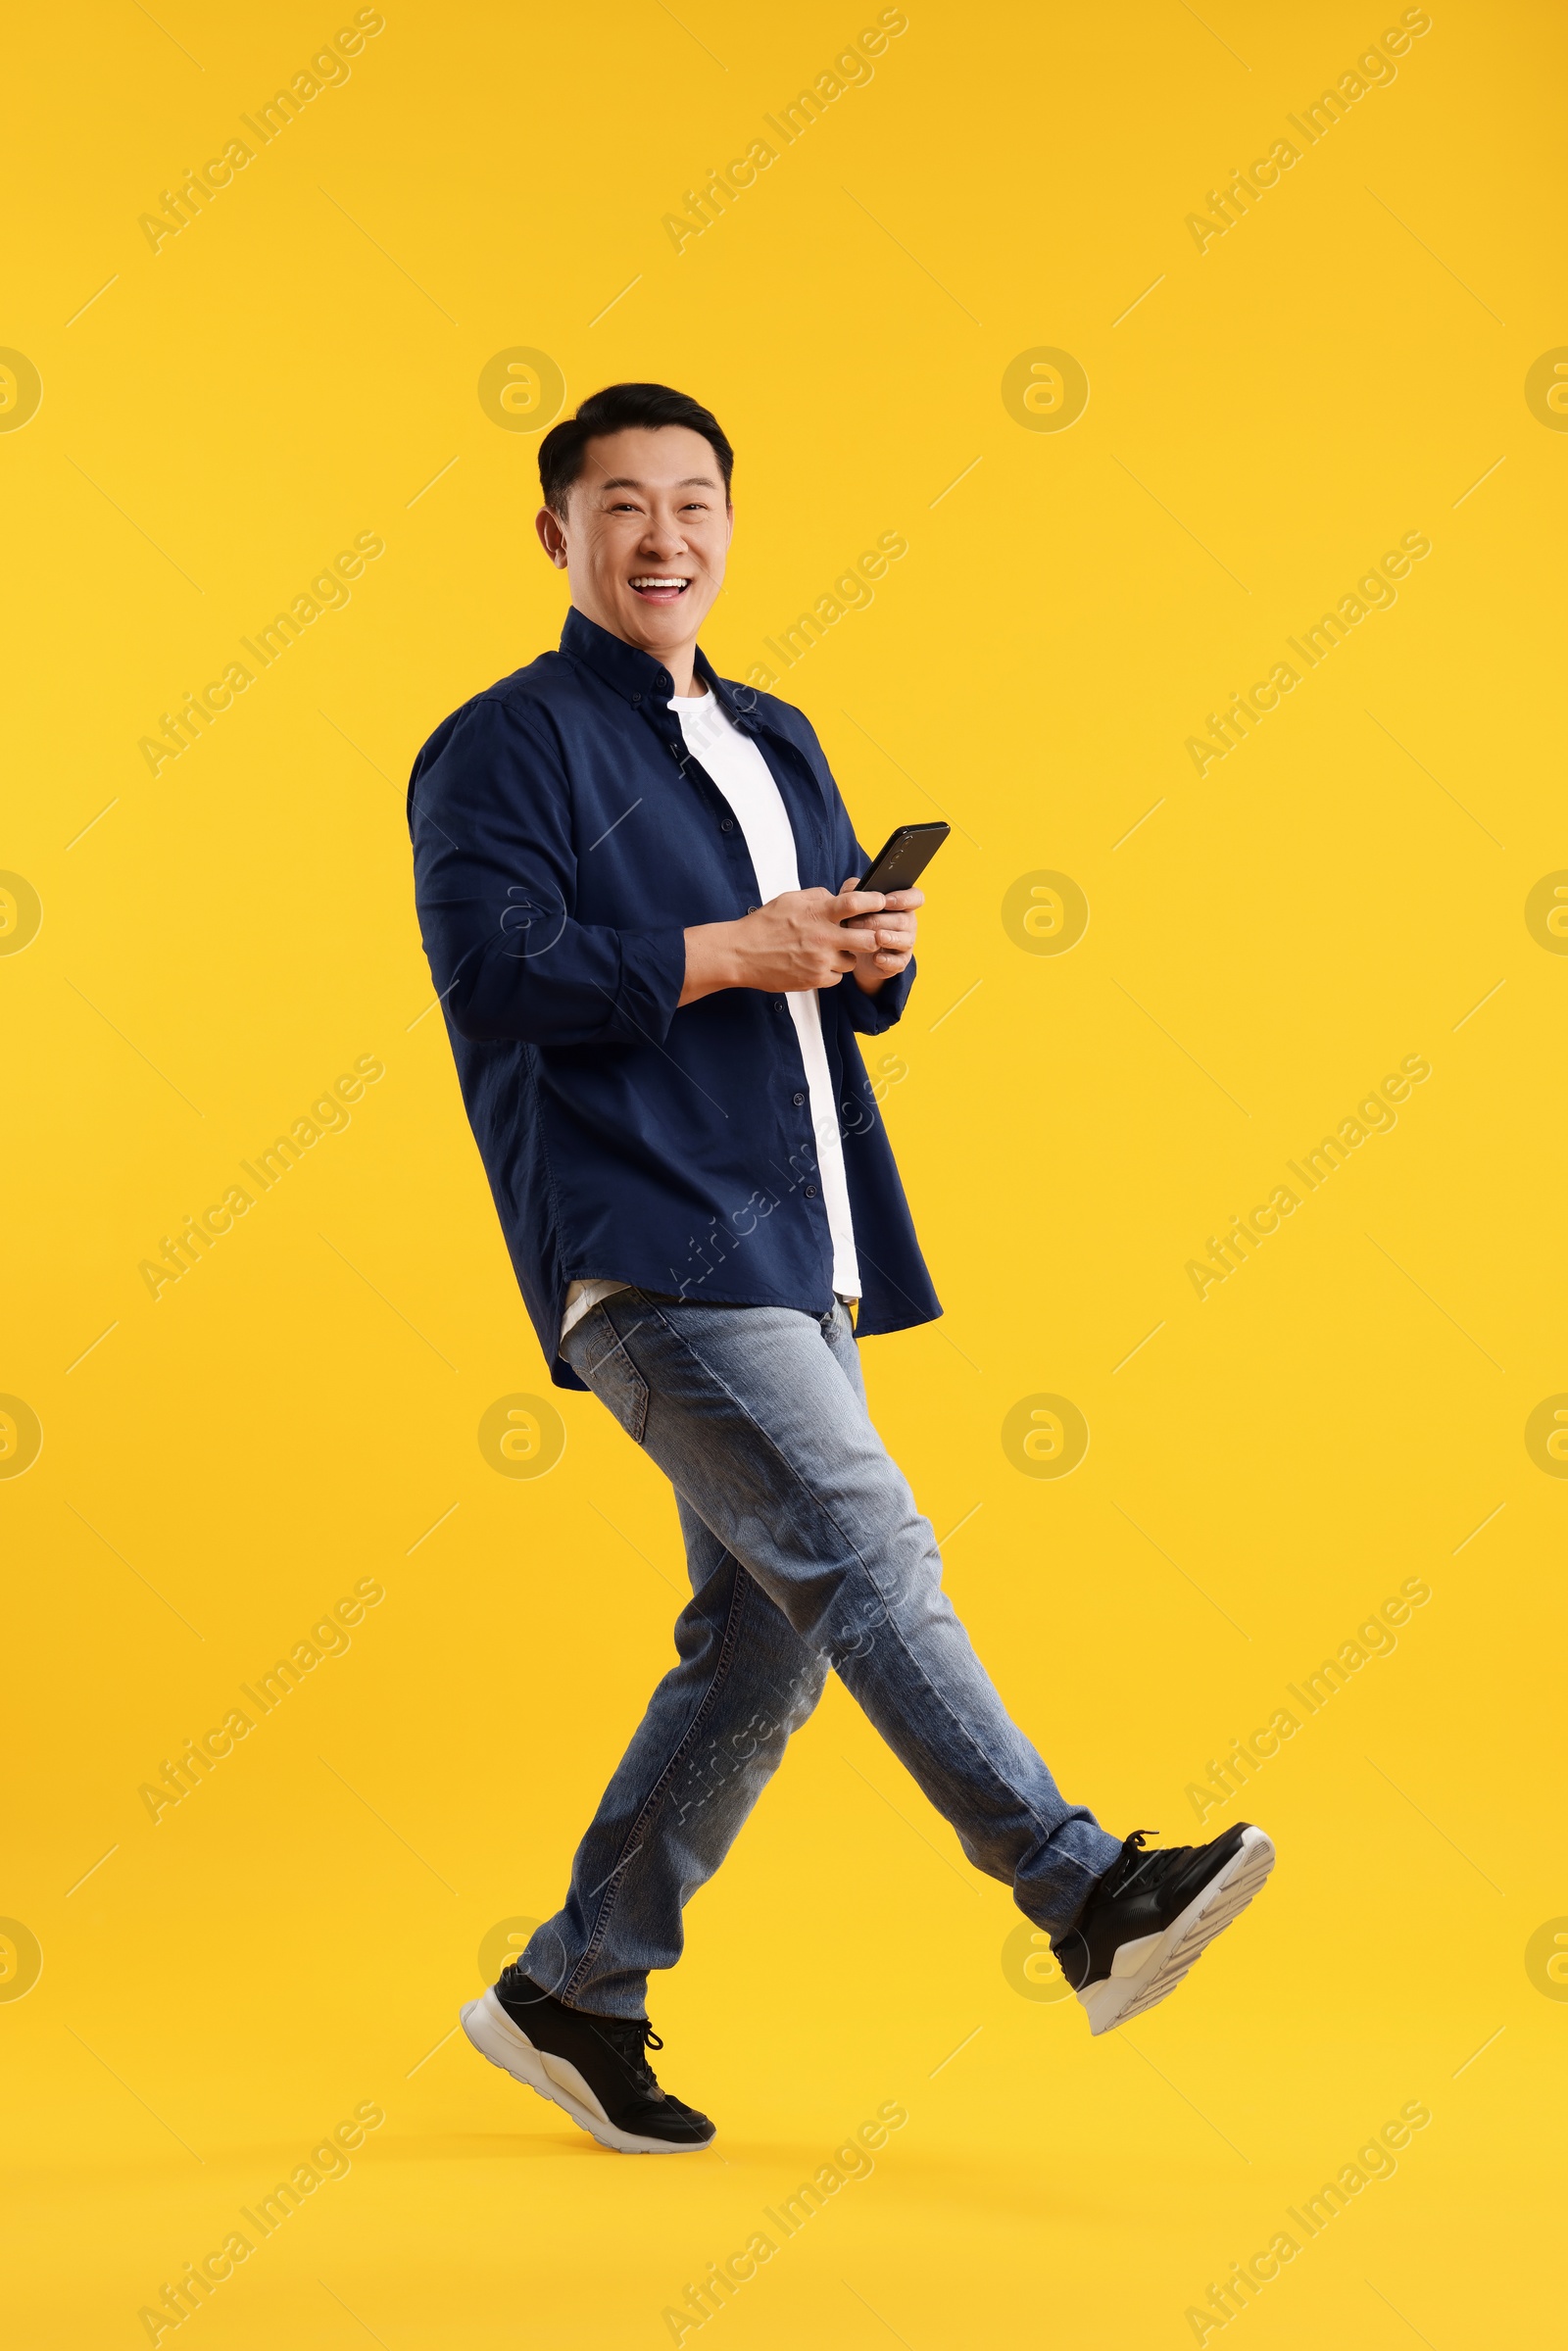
[1054,1822,1275,2034]
[460,1972,716,2154]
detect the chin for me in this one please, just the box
[623,604,697,646]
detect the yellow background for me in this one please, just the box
[4,1,1564,2342]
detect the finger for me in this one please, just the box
[875,888,925,911]
[833,887,888,920]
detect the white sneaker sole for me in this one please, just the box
[1077,1826,1276,2036]
[459,1989,711,2155]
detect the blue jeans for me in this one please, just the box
[519,1291,1121,2017]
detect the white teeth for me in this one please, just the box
[630,577,688,588]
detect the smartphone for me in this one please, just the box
[848,822,951,910]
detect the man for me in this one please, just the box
[409,382,1273,2156]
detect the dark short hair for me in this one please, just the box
[538,382,734,514]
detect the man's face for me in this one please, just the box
[535,425,732,663]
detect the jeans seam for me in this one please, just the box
[561,1560,752,2005]
[613,1296,887,1609]
[860,1599,1093,1882]
[613,1294,1092,1874]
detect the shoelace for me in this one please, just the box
[1113,1826,1215,1897]
[1107,1828,1160,1896]
[595,2015,665,2082]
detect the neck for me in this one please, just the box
[663,643,700,697]
[573,605,703,697]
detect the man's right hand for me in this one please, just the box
[680,886,890,1006]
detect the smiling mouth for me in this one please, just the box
[628,575,691,603]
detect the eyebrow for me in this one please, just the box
[596,474,719,492]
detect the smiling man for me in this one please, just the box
[408,381,1274,2157]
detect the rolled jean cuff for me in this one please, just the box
[1030,1820,1122,1941]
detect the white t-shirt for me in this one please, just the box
[562,685,861,1339]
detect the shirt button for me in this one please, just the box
[805,1184,818,1199]
[720,817,735,832]
[792,1091,806,1105]
[773,999,786,1011]
[631,693,642,705]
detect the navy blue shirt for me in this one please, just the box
[408,609,940,1389]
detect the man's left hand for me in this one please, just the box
[839,878,922,996]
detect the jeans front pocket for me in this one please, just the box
[568,1307,650,1446]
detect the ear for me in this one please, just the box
[534,505,568,568]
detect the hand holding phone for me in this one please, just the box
[845,822,951,910]
[837,822,947,989]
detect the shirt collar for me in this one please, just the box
[559,608,755,731]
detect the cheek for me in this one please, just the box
[588,533,636,584]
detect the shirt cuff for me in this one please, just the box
[845,955,915,1035]
[614,925,689,1045]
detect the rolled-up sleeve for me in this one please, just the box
[410,694,688,1049]
[844,951,915,1034]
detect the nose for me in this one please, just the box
[639,510,687,560]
